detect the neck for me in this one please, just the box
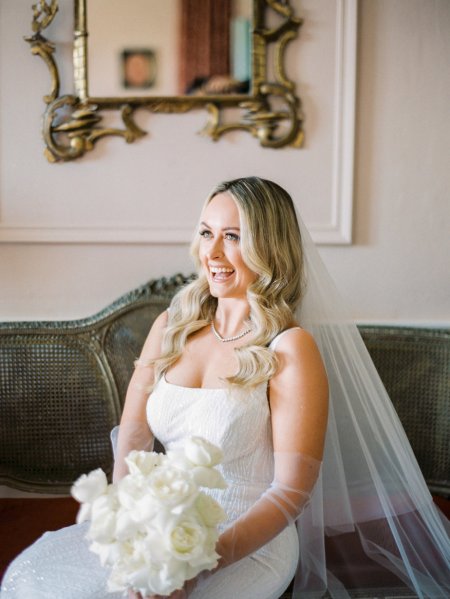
[214,299,250,338]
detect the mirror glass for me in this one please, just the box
[87,0,253,98]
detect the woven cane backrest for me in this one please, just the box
[0,275,191,493]
[104,302,167,404]
[0,334,117,493]
[359,326,450,497]
[0,283,447,496]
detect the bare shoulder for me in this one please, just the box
[270,327,328,404]
[272,327,322,361]
[139,309,169,361]
[151,309,170,333]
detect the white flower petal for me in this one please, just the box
[76,502,91,524]
[87,495,118,543]
[149,466,198,506]
[195,493,227,526]
[184,437,223,467]
[71,468,108,503]
[192,466,227,489]
[125,450,164,476]
[115,510,140,541]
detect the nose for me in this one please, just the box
[206,236,224,259]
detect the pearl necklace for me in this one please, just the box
[211,322,252,343]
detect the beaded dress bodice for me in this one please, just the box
[147,377,274,525]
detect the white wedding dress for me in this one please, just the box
[1,365,298,598]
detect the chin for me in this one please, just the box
[208,285,226,298]
[208,281,236,299]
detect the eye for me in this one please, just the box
[225,232,240,242]
[199,229,212,239]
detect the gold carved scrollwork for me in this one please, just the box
[31,0,58,32]
[41,99,146,163]
[25,0,146,162]
[25,0,304,162]
[24,1,60,104]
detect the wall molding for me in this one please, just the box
[327,0,357,244]
[0,0,357,246]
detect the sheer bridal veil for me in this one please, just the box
[293,214,449,598]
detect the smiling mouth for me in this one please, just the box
[210,267,235,280]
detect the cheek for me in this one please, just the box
[235,256,256,282]
[198,245,207,264]
[245,270,258,286]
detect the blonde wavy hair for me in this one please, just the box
[153,177,305,389]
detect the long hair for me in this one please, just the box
[153,177,305,389]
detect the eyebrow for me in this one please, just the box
[199,221,240,231]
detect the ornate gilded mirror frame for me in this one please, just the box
[25,0,304,162]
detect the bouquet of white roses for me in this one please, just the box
[71,436,227,597]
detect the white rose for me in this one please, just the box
[149,465,198,509]
[106,566,128,593]
[165,448,193,470]
[131,528,172,564]
[87,492,118,544]
[114,508,141,541]
[192,466,227,489]
[90,539,123,567]
[114,532,184,595]
[165,516,208,562]
[184,437,223,467]
[117,473,148,509]
[195,492,227,526]
[76,502,92,524]
[204,526,221,556]
[127,560,187,597]
[125,450,164,476]
[71,468,108,504]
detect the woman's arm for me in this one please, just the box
[215,327,329,566]
[269,327,329,458]
[113,310,169,482]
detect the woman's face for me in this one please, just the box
[198,192,257,300]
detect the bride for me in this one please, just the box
[1,177,449,599]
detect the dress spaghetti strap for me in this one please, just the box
[269,327,302,352]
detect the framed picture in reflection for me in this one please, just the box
[121,49,156,89]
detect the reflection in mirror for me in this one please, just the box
[88,0,252,97]
[25,0,304,161]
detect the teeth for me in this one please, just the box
[210,267,234,273]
